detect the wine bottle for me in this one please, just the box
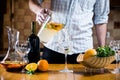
[28,21,40,63]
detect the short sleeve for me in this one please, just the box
[93,0,110,25]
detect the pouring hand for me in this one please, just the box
[36,8,51,25]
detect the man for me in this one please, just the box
[29,0,110,63]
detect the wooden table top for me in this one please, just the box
[0,64,120,80]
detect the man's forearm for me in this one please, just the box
[95,23,107,47]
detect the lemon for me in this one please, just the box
[25,63,37,72]
[83,49,97,60]
[37,59,49,71]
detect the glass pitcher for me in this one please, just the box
[1,26,20,63]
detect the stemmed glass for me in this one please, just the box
[15,40,31,72]
[109,40,120,74]
[59,28,73,72]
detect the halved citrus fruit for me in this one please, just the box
[25,63,37,71]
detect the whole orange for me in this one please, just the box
[37,59,49,71]
[83,49,97,60]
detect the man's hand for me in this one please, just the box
[36,8,51,25]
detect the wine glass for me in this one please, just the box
[109,40,120,74]
[15,40,31,72]
[59,28,73,72]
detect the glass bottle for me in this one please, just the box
[28,21,40,63]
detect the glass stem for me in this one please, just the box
[118,60,120,70]
[23,54,28,64]
[116,60,119,70]
[65,52,68,70]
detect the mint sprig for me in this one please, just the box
[96,46,115,57]
[26,70,35,75]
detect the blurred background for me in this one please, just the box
[0,0,120,54]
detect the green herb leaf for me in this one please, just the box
[26,70,35,75]
[96,46,115,57]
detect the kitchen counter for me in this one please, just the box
[0,64,120,80]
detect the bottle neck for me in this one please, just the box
[31,21,36,34]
